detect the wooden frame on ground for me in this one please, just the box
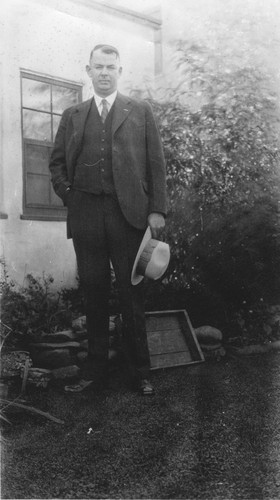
[145,309,205,370]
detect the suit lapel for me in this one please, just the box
[112,93,132,135]
[71,98,93,147]
[70,93,132,144]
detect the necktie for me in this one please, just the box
[101,99,109,123]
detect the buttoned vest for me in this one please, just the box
[72,99,115,195]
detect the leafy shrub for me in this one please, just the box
[60,278,84,316]
[0,263,72,348]
[0,263,121,349]
[142,41,280,341]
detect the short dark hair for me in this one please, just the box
[90,44,120,62]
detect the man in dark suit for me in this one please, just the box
[49,44,166,395]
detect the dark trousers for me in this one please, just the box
[68,190,150,380]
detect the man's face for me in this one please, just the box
[86,49,122,97]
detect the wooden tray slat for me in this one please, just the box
[147,329,188,354]
[150,351,193,369]
[145,310,204,370]
[145,316,180,331]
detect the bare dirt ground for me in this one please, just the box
[2,351,280,499]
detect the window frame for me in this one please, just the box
[20,71,83,221]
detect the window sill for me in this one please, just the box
[20,214,66,222]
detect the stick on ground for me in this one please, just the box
[0,399,65,424]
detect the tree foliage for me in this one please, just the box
[145,41,280,341]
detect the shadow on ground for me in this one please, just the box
[2,351,280,499]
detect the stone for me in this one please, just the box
[70,329,87,340]
[80,339,88,350]
[25,368,52,388]
[30,348,75,369]
[72,314,119,334]
[202,346,226,361]
[199,342,223,351]
[198,340,226,362]
[72,316,86,332]
[36,330,79,343]
[30,341,81,350]
[194,326,223,343]
[52,365,80,380]
[77,351,88,363]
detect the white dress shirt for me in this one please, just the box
[93,91,117,116]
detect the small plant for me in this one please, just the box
[0,262,72,349]
[60,278,84,316]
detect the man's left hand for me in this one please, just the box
[148,212,165,239]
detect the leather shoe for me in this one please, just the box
[64,375,107,393]
[64,379,94,393]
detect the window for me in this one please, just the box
[21,72,82,220]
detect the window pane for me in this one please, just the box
[22,78,50,111]
[25,143,49,175]
[21,73,81,217]
[26,174,50,206]
[52,85,79,114]
[23,109,51,141]
[52,114,62,139]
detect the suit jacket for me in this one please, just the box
[49,92,167,237]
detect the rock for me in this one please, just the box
[52,365,80,380]
[202,345,226,361]
[79,339,88,350]
[70,329,87,340]
[30,342,80,350]
[73,314,120,334]
[77,351,88,363]
[195,326,223,344]
[30,348,76,369]
[199,342,223,351]
[72,316,86,332]
[36,330,79,343]
[25,368,52,388]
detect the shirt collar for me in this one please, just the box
[93,90,117,110]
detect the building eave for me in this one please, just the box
[78,0,162,29]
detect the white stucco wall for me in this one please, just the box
[0,0,158,288]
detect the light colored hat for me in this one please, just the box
[131,227,170,285]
